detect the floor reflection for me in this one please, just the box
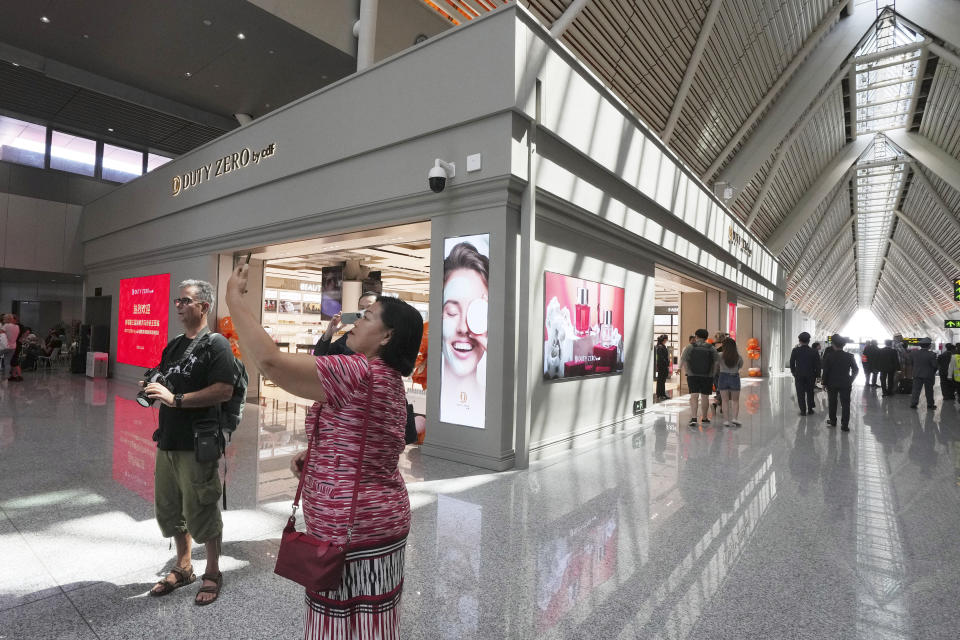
[4,372,960,640]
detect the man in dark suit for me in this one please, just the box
[909,338,938,410]
[877,339,901,397]
[821,334,858,431]
[655,334,670,400]
[789,332,820,416]
[937,343,956,402]
[863,340,881,387]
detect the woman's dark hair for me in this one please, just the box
[443,242,489,286]
[375,296,424,376]
[722,338,739,367]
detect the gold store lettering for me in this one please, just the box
[172,142,277,196]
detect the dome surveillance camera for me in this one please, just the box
[428,164,446,193]
[427,159,455,193]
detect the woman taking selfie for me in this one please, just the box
[225,262,423,640]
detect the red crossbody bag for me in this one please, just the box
[274,379,374,591]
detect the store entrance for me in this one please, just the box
[240,222,431,502]
[653,267,717,400]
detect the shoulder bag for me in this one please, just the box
[274,375,374,592]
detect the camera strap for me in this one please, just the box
[178,327,211,364]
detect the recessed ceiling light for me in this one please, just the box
[321,74,328,80]
[40,16,50,23]
[184,72,192,78]
[82,34,89,39]
[11,62,19,67]
[237,32,246,40]
[213,83,220,88]
[265,103,271,108]
[107,127,114,132]
[202,19,213,26]
[268,49,275,54]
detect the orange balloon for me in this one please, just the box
[218,316,235,333]
[706,338,715,344]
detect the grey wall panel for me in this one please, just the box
[0,281,82,327]
[82,8,519,244]
[83,115,514,269]
[63,205,84,274]
[421,206,518,470]
[527,217,656,454]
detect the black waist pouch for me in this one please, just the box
[194,419,223,463]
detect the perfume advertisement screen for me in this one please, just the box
[117,273,170,368]
[440,234,490,429]
[543,272,625,379]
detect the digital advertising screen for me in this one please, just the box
[440,234,490,429]
[321,265,343,319]
[118,273,170,368]
[543,272,625,380]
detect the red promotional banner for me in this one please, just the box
[118,274,170,368]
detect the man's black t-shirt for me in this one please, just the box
[154,332,236,451]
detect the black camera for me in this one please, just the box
[136,368,174,407]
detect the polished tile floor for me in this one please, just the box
[2,370,960,639]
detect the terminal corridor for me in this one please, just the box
[3,371,959,639]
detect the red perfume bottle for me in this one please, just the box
[575,288,590,336]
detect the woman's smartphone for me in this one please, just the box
[340,311,361,324]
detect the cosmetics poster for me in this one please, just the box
[117,273,170,368]
[543,272,625,380]
[440,234,490,429]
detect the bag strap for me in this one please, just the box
[290,368,376,551]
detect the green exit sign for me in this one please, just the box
[955,277,960,302]
[947,319,960,329]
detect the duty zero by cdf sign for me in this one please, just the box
[171,142,277,196]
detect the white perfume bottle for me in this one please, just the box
[600,310,614,346]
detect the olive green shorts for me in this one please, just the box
[154,450,222,544]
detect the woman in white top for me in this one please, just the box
[716,337,743,427]
[0,314,20,380]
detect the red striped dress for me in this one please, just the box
[301,354,411,640]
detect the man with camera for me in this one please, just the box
[142,279,235,606]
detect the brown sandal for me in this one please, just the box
[150,564,195,596]
[194,572,222,606]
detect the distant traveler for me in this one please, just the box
[937,343,955,402]
[909,338,938,409]
[0,314,19,381]
[716,337,742,427]
[877,339,901,397]
[821,334,858,431]
[950,345,960,402]
[789,332,821,415]
[144,279,235,605]
[655,334,670,400]
[679,328,719,427]
[893,334,909,392]
[863,339,881,387]
[811,342,823,389]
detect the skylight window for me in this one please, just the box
[853,13,925,136]
[854,137,906,308]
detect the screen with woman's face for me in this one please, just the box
[440,234,490,429]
